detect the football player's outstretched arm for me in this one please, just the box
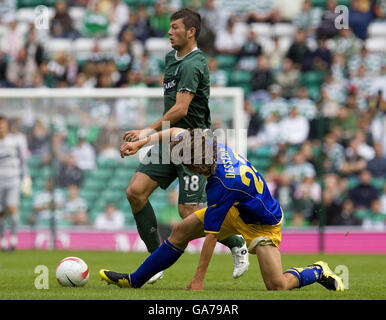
[186,232,218,291]
[123,91,194,142]
[120,127,186,158]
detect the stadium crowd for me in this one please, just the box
[0,0,385,229]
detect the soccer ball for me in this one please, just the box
[56,257,90,287]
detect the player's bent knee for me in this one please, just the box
[169,224,189,249]
[264,278,289,291]
[126,186,147,204]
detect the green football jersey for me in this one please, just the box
[163,48,211,129]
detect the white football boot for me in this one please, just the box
[231,243,249,278]
[147,270,164,284]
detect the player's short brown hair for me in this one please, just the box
[170,8,201,40]
[170,129,217,176]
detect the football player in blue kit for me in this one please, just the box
[100,127,344,291]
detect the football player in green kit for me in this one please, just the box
[122,8,249,283]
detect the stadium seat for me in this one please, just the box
[99,37,118,53]
[368,22,386,38]
[15,8,36,23]
[145,38,172,57]
[371,178,384,191]
[250,23,272,38]
[45,39,73,54]
[310,0,328,8]
[216,54,237,71]
[300,71,326,87]
[273,23,296,38]
[228,70,252,86]
[233,22,249,42]
[97,157,119,169]
[365,37,386,53]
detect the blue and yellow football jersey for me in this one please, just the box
[203,143,283,234]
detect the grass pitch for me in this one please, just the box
[0,250,385,300]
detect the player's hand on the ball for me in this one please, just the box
[120,142,139,158]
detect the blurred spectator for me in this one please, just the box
[323,190,343,225]
[5,47,30,87]
[267,36,288,72]
[331,28,362,62]
[286,29,312,71]
[290,87,317,120]
[249,112,281,149]
[214,15,243,55]
[316,0,340,39]
[71,209,91,226]
[340,136,368,176]
[293,170,321,221]
[94,203,125,230]
[362,198,385,231]
[310,38,332,71]
[285,151,316,184]
[133,52,162,87]
[286,211,310,228]
[197,17,216,55]
[63,184,88,224]
[9,117,30,159]
[158,188,180,241]
[27,120,50,159]
[367,142,386,178]
[29,178,65,226]
[274,58,300,99]
[1,16,25,61]
[348,0,373,40]
[108,0,130,30]
[350,65,372,111]
[279,106,310,146]
[293,0,322,36]
[244,99,262,137]
[50,0,78,39]
[275,173,295,214]
[374,0,386,19]
[133,4,154,44]
[114,94,146,130]
[250,56,275,99]
[236,29,262,72]
[244,0,281,23]
[199,0,229,35]
[348,46,383,78]
[72,137,96,171]
[349,170,379,209]
[208,56,228,87]
[323,132,345,173]
[333,199,361,226]
[150,1,171,37]
[258,84,288,119]
[82,1,110,37]
[58,154,84,188]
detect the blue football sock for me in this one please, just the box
[284,265,322,288]
[130,239,184,288]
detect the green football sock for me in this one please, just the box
[219,235,245,250]
[133,201,160,253]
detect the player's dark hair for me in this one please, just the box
[170,129,217,176]
[170,8,201,40]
